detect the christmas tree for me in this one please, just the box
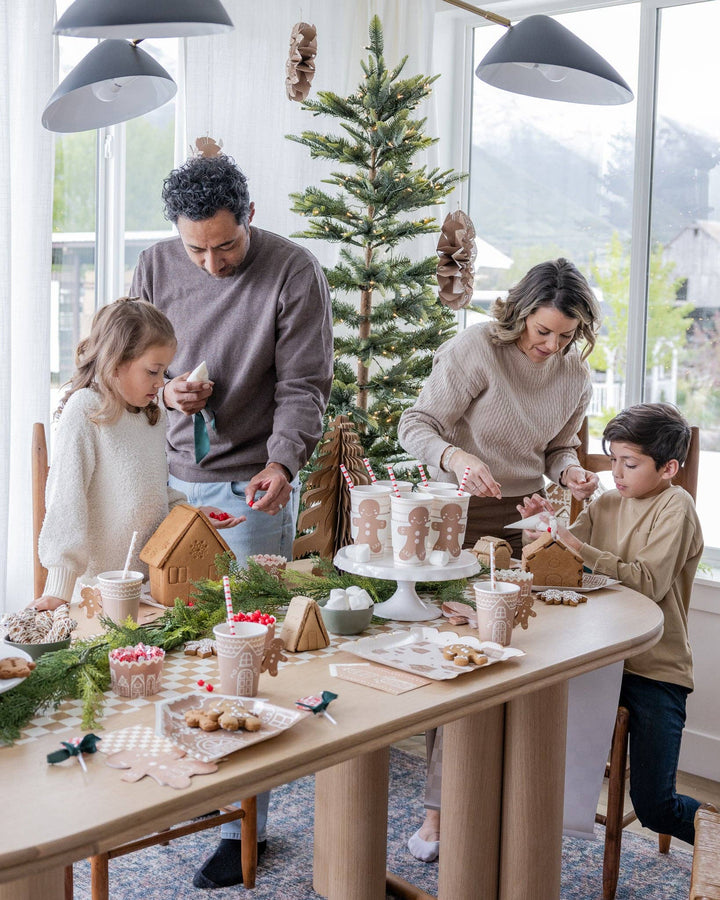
[287,15,465,467]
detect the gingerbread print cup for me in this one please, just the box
[213,622,268,697]
[390,494,432,566]
[429,492,470,561]
[350,485,391,559]
[473,581,520,646]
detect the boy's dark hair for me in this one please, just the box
[162,155,251,226]
[602,403,691,469]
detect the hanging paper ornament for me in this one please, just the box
[286,22,317,102]
[436,210,477,310]
[192,136,224,158]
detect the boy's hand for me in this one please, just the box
[516,493,555,520]
[31,595,66,611]
[555,522,582,553]
[163,372,214,416]
[199,507,246,529]
[563,465,599,500]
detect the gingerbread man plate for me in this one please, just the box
[0,642,35,694]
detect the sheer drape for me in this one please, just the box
[0,1,55,612]
[181,0,438,265]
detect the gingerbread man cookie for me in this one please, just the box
[432,502,464,558]
[0,656,36,679]
[260,637,287,676]
[352,498,386,554]
[397,506,430,561]
[441,644,489,667]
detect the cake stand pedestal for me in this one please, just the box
[333,547,480,622]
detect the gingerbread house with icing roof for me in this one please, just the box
[521,532,583,588]
[140,505,233,606]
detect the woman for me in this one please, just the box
[397,258,601,862]
[399,257,601,556]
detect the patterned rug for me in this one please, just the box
[71,748,693,899]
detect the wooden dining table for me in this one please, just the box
[0,582,662,900]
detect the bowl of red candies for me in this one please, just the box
[232,610,276,647]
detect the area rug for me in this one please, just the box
[72,748,692,899]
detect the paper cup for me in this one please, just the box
[350,485,391,558]
[416,481,461,495]
[494,569,534,626]
[96,570,143,624]
[213,622,268,697]
[109,650,164,698]
[474,581,520,646]
[374,479,414,494]
[429,492,470,561]
[390,494,433,566]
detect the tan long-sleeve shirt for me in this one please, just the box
[569,485,703,689]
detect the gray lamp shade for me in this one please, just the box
[54,0,233,39]
[475,15,633,105]
[42,40,177,133]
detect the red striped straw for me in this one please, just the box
[362,458,377,484]
[222,575,235,634]
[417,463,429,487]
[386,465,402,498]
[457,465,471,496]
[339,464,355,490]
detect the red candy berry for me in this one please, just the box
[197,679,205,687]
[206,683,214,692]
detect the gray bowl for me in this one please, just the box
[3,636,71,660]
[318,599,374,635]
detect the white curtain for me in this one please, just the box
[181,0,439,266]
[0,1,56,612]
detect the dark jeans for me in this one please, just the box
[620,672,700,844]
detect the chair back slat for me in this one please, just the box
[32,422,49,599]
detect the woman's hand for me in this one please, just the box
[562,465,599,500]
[449,449,502,499]
[199,507,246,529]
[31,595,66,611]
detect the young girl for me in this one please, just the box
[35,298,243,611]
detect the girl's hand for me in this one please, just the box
[563,465,599,500]
[450,449,502,499]
[31,595,66,611]
[199,507,246,529]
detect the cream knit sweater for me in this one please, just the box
[39,389,186,602]
[398,323,592,496]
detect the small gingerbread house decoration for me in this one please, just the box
[280,596,330,652]
[471,537,513,570]
[521,532,583,588]
[140,505,233,606]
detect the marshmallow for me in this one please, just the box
[429,549,450,567]
[346,543,371,562]
[348,588,373,610]
[326,589,350,610]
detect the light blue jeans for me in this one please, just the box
[169,474,301,842]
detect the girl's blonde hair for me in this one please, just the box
[490,258,601,360]
[58,297,176,425]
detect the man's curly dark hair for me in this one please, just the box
[162,155,251,226]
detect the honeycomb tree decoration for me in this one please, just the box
[286,22,317,102]
[436,209,477,310]
[293,416,370,560]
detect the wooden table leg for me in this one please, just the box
[0,868,66,900]
[500,682,568,900]
[314,747,390,900]
[241,796,257,889]
[438,706,505,900]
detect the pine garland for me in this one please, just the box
[0,554,470,745]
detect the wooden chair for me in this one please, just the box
[569,416,700,900]
[689,806,720,900]
[31,424,258,899]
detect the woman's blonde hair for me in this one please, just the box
[58,297,176,425]
[490,258,601,359]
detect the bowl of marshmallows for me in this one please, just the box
[319,586,374,635]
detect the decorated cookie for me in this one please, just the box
[539,589,587,606]
[184,639,217,658]
[441,644,489,667]
[0,656,36,679]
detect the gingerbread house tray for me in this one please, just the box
[156,694,306,763]
[531,573,620,592]
[338,627,524,681]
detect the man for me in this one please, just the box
[131,152,333,888]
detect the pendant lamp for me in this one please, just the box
[54,0,233,39]
[42,40,177,133]
[444,0,633,105]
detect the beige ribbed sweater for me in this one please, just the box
[570,485,703,690]
[398,323,592,496]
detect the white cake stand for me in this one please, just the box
[333,547,480,622]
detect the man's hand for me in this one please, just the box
[246,463,292,514]
[563,465,599,501]
[198,507,246,529]
[449,449,502,499]
[163,372,214,416]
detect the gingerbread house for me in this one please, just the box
[140,505,233,606]
[471,536,513,570]
[521,532,583,588]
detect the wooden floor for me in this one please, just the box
[393,733,720,851]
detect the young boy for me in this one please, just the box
[522,402,707,843]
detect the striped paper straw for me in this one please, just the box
[222,575,236,634]
[386,465,402,498]
[490,542,496,590]
[362,458,377,483]
[339,464,355,490]
[417,463,429,487]
[121,530,138,580]
[457,465,471,496]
